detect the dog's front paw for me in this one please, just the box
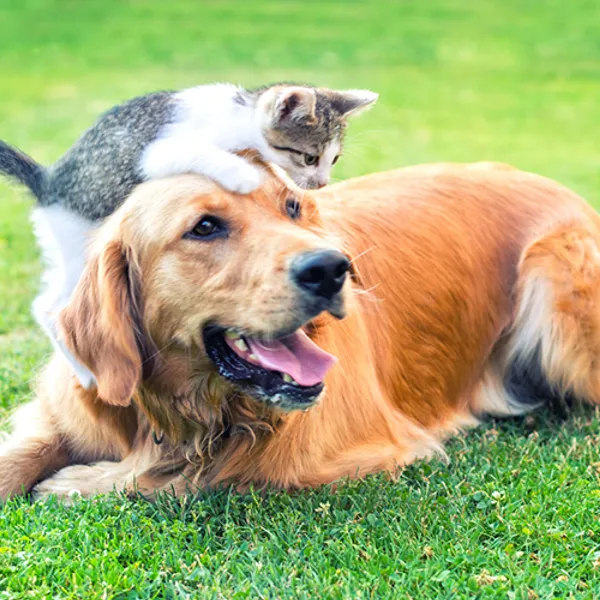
[33,470,86,504]
[218,164,262,195]
[32,463,120,502]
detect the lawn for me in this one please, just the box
[1,0,600,597]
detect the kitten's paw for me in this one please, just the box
[217,164,262,195]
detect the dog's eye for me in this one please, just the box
[285,198,301,220]
[304,154,319,166]
[185,216,228,241]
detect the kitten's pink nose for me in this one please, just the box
[307,177,329,189]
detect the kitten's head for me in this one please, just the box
[256,85,378,189]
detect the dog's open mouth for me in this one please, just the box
[203,326,337,409]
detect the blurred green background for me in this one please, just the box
[1,1,600,598]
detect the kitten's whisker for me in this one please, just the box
[347,128,388,140]
[342,143,383,155]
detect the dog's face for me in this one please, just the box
[60,170,350,411]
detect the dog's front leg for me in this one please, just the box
[32,439,168,501]
[0,400,71,499]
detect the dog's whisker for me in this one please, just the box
[353,285,382,300]
[350,246,375,264]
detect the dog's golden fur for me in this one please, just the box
[3,162,600,500]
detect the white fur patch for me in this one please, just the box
[506,266,587,400]
[141,137,262,194]
[506,272,555,368]
[471,364,532,416]
[31,205,98,388]
[318,139,342,185]
[468,274,555,417]
[139,84,266,194]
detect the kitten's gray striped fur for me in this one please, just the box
[48,91,174,220]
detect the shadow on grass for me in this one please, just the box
[483,401,600,441]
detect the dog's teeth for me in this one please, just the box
[283,374,293,383]
[225,330,238,340]
[248,353,258,362]
[234,339,248,353]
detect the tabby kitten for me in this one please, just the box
[0,82,377,387]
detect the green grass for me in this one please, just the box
[1,0,600,597]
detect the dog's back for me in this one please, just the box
[318,164,600,427]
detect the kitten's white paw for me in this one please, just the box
[218,165,262,195]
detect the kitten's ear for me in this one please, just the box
[273,87,317,124]
[327,89,378,118]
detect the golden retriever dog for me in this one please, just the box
[2,161,600,500]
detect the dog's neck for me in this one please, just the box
[134,350,281,463]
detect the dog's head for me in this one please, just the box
[59,167,351,412]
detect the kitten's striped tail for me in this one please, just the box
[0,140,45,202]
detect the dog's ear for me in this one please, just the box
[59,241,143,406]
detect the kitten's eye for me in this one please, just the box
[304,154,319,166]
[332,155,340,165]
[285,197,301,220]
[185,216,228,241]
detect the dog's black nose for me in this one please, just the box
[292,250,350,301]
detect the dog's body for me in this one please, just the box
[2,162,600,499]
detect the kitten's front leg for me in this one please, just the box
[141,138,262,194]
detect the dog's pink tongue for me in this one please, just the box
[246,330,337,387]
